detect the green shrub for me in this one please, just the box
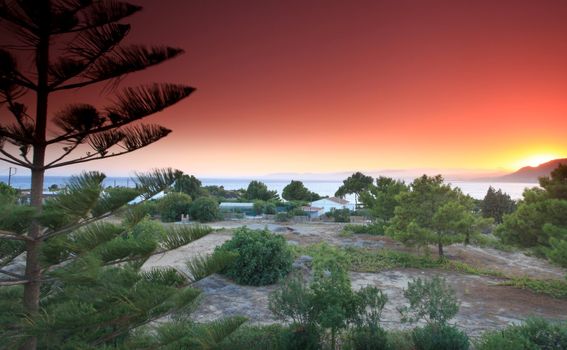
[330,208,351,222]
[476,318,567,350]
[283,324,321,350]
[275,212,291,222]
[399,276,459,326]
[350,325,388,350]
[342,222,385,235]
[386,330,415,350]
[548,237,567,268]
[217,228,293,285]
[265,202,277,214]
[253,200,266,215]
[157,192,192,222]
[412,324,469,350]
[189,196,220,222]
[131,218,166,240]
[270,244,389,350]
[217,324,288,350]
[500,277,567,299]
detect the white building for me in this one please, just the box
[309,197,355,217]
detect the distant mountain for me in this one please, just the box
[497,158,567,183]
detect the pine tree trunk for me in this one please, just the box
[438,242,444,258]
[21,4,49,348]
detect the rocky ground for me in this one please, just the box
[141,219,567,336]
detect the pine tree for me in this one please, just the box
[480,186,515,224]
[0,1,244,348]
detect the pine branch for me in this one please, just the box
[0,149,32,167]
[47,84,193,145]
[0,0,39,37]
[53,46,185,91]
[53,0,142,34]
[44,141,82,168]
[45,136,168,169]
[0,230,32,241]
[49,23,130,87]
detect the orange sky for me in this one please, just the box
[3,0,567,176]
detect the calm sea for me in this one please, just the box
[0,175,537,200]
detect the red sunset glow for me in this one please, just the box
[2,0,567,176]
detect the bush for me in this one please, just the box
[217,228,293,285]
[330,208,351,222]
[342,222,385,235]
[275,212,291,222]
[476,318,567,350]
[399,276,459,326]
[412,324,469,350]
[217,324,288,350]
[189,196,220,222]
[350,325,388,350]
[385,330,415,350]
[157,192,192,222]
[265,202,277,214]
[283,325,321,350]
[270,244,389,350]
[131,218,166,240]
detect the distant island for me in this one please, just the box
[496,158,567,183]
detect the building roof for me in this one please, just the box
[219,202,254,208]
[328,196,350,204]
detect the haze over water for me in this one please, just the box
[1,176,536,200]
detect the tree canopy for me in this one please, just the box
[359,176,408,224]
[335,172,373,208]
[480,186,516,224]
[497,164,567,266]
[387,175,486,257]
[282,180,321,202]
[245,180,279,201]
[174,173,205,199]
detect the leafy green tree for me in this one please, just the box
[359,176,408,226]
[540,163,567,200]
[0,182,18,203]
[282,180,321,201]
[203,185,244,200]
[158,191,192,222]
[497,164,567,263]
[480,186,516,224]
[245,180,279,201]
[174,172,205,199]
[0,1,243,348]
[269,244,388,350]
[335,172,373,208]
[190,196,221,223]
[387,175,485,257]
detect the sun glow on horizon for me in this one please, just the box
[512,154,561,169]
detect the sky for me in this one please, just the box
[2,0,567,177]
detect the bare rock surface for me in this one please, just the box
[141,231,233,275]
[143,219,567,336]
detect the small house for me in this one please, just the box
[300,206,324,219]
[310,197,355,215]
